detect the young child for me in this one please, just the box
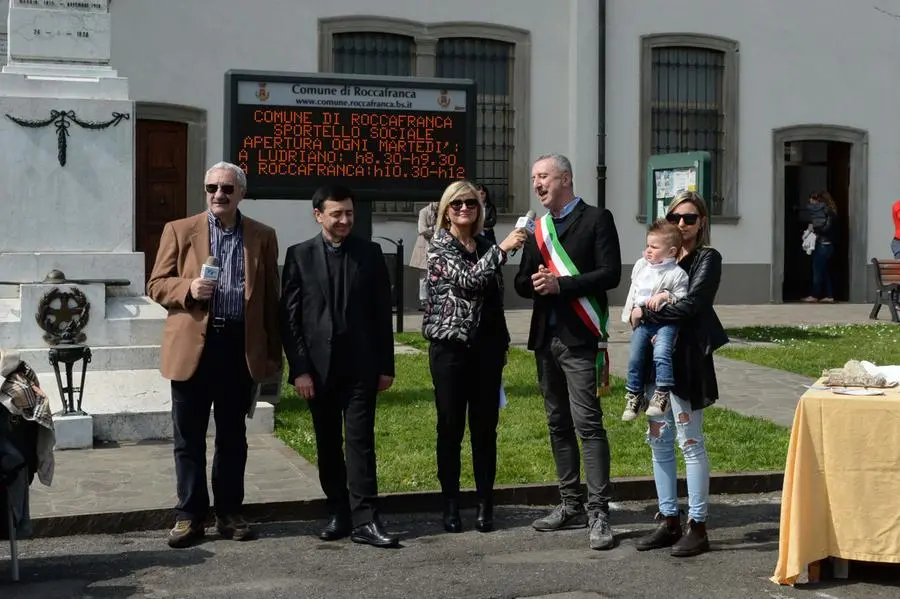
[620,220,690,421]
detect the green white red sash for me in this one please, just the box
[534,214,611,395]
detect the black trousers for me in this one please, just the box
[171,321,255,521]
[428,339,505,499]
[309,349,379,527]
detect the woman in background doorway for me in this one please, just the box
[475,184,497,244]
[802,191,838,303]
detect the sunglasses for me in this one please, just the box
[205,183,235,195]
[449,199,479,211]
[666,213,700,226]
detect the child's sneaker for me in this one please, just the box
[645,389,671,417]
[621,391,648,421]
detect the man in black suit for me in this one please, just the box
[514,153,622,551]
[280,184,398,548]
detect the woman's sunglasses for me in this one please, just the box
[205,183,235,195]
[666,213,700,226]
[449,198,479,211]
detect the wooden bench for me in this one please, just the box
[870,257,900,322]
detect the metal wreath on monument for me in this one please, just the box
[33,271,93,416]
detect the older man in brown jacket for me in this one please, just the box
[148,161,281,549]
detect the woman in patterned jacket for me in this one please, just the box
[422,180,526,534]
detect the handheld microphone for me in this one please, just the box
[510,210,536,256]
[200,256,220,281]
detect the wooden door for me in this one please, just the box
[136,120,188,283]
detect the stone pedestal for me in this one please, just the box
[54,413,92,450]
[0,2,170,446]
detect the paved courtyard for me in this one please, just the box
[4,494,900,599]
[2,303,896,596]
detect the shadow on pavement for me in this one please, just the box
[1,545,214,597]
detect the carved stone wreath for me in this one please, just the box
[34,287,91,345]
[5,110,131,167]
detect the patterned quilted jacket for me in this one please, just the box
[422,229,506,344]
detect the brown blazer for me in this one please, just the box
[147,212,282,383]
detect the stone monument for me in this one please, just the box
[0,2,254,449]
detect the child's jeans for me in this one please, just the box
[626,322,677,393]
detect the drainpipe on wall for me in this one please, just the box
[596,0,607,210]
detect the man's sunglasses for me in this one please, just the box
[205,183,235,195]
[449,199,479,211]
[666,213,700,225]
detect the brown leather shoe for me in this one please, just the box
[634,513,682,551]
[168,520,205,549]
[216,514,257,541]
[670,519,710,557]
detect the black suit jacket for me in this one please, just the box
[514,201,622,351]
[280,234,395,387]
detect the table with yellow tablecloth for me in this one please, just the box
[771,381,900,585]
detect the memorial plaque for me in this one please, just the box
[8,0,111,64]
[225,70,477,201]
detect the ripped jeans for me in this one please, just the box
[645,385,710,522]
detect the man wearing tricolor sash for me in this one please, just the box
[514,154,622,551]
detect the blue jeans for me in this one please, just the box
[645,386,710,522]
[892,238,900,259]
[626,322,677,393]
[811,242,834,299]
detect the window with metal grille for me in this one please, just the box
[651,46,726,214]
[331,32,416,212]
[332,32,415,77]
[436,38,515,213]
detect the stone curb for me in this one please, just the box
[29,471,782,538]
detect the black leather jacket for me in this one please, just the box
[641,246,728,410]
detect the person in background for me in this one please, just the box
[423,180,526,534]
[630,190,728,558]
[475,183,497,244]
[802,190,838,303]
[410,201,439,310]
[892,200,900,259]
[147,161,282,549]
[280,184,399,548]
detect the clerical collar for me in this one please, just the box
[321,233,345,253]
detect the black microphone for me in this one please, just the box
[510,210,536,256]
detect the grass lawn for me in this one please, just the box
[275,333,789,493]
[719,324,900,378]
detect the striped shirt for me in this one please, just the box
[207,210,245,320]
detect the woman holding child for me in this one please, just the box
[628,191,728,557]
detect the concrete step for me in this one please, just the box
[38,368,275,444]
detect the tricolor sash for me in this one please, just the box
[534,214,611,396]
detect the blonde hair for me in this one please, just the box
[667,191,711,248]
[648,219,683,252]
[436,180,484,237]
[816,190,838,213]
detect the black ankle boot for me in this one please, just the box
[442,499,462,533]
[635,513,682,551]
[670,519,709,557]
[475,499,493,533]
